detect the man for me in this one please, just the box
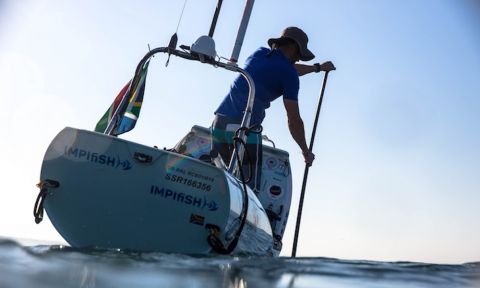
[212,27,334,191]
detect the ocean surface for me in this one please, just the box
[0,238,479,288]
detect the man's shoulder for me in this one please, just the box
[244,47,270,67]
[256,46,270,53]
[247,47,297,78]
[250,47,270,57]
[248,47,289,66]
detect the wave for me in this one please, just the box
[0,237,479,288]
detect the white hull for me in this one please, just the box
[40,127,274,255]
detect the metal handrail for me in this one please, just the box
[104,46,256,173]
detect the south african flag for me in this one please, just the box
[95,61,150,136]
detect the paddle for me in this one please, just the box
[292,64,335,257]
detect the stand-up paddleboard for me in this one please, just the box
[175,125,292,251]
[39,127,274,255]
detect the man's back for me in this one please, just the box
[215,47,299,125]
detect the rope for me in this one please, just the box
[232,125,262,184]
[207,141,249,254]
[33,179,59,224]
[206,125,262,254]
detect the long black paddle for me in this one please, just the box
[292,67,335,257]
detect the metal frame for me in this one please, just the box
[107,0,257,168]
[104,47,256,172]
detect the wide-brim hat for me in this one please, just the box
[268,27,315,61]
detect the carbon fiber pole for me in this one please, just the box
[291,71,332,257]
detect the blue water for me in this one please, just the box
[0,238,479,288]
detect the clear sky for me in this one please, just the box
[1,0,479,264]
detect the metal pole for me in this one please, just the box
[227,66,256,173]
[229,0,255,63]
[291,71,332,257]
[208,0,223,37]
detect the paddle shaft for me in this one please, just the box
[291,71,331,257]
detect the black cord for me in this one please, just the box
[207,137,249,254]
[206,125,263,254]
[231,136,253,183]
[232,125,263,184]
[33,188,48,224]
[33,179,59,224]
[207,125,263,254]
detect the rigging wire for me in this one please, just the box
[165,0,188,67]
[175,0,189,33]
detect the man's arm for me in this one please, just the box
[294,64,317,76]
[283,99,315,166]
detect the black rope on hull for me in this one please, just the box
[206,125,262,254]
[33,179,59,224]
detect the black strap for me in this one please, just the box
[33,179,59,224]
[205,125,263,254]
[33,189,48,224]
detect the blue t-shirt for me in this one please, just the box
[215,47,299,125]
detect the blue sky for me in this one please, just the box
[1,0,479,264]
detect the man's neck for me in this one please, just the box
[277,47,295,64]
